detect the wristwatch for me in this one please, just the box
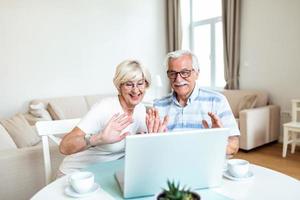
[84,134,94,148]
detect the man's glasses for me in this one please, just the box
[167,69,195,79]
[122,80,146,90]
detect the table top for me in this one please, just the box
[31,159,300,200]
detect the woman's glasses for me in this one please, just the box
[122,80,146,90]
[167,69,195,79]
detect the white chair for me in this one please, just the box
[36,118,81,185]
[282,99,300,157]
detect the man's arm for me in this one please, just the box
[227,135,239,155]
[202,112,239,155]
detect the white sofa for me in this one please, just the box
[221,90,280,150]
[0,94,113,200]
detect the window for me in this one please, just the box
[182,0,226,88]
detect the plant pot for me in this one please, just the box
[156,191,201,200]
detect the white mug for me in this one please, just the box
[69,171,94,194]
[227,159,249,178]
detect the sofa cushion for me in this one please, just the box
[29,102,52,120]
[238,94,257,112]
[0,124,17,150]
[0,114,41,148]
[47,96,89,120]
[23,113,52,126]
[48,103,63,120]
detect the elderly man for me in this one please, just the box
[146,50,239,155]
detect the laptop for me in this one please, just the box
[115,128,229,198]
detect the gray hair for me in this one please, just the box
[113,59,151,90]
[164,50,199,72]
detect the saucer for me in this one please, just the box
[223,170,254,181]
[65,183,100,198]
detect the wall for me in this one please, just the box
[240,0,300,136]
[0,0,168,118]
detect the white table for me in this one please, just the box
[31,162,300,200]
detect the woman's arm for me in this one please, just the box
[59,113,133,155]
[59,127,89,155]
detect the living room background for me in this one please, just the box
[239,0,300,115]
[0,0,299,123]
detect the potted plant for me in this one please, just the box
[156,180,201,200]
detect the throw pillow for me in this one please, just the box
[29,102,52,120]
[48,103,65,120]
[0,113,41,148]
[238,94,257,113]
[0,124,17,150]
[47,97,88,120]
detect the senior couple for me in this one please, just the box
[59,50,240,175]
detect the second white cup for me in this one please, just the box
[69,171,95,194]
[227,159,249,178]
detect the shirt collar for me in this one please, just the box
[189,81,200,103]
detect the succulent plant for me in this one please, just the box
[157,180,199,200]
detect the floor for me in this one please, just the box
[234,142,300,180]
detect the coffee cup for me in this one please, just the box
[227,159,249,178]
[69,171,94,194]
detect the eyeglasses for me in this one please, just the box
[167,69,195,79]
[122,80,146,90]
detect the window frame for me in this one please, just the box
[188,0,223,89]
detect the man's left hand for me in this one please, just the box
[202,112,239,155]
[202,112,223,128]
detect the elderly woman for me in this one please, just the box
[58,59,151,175]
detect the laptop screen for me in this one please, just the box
[116,128,229,198]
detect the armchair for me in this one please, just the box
[221,90,280,150]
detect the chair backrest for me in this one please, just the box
[35,118,81,185]
[221,90,268,118]
[292,99,300,122]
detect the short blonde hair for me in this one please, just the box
[113,59,151,91]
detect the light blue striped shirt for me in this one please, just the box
[154,84,240,136]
